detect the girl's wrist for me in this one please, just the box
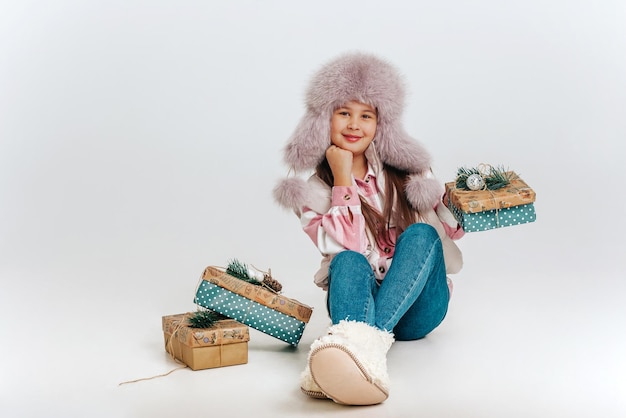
[333,174,353,186]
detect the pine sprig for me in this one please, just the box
[187,310,227,329]
[226,258,283,293]
[226,258,258,285]
[455,165,514,191]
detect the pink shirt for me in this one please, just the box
[301,165,464,285]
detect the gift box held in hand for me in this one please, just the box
[194,266,313,346]
[445,171,536,232]
[162,312,249,370]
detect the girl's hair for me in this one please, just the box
[315,159,416,249]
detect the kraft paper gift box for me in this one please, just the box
[194,266,313,346]
[162,312,249,370]
[444,172,537,233]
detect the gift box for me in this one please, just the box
[445,171,537,232]
[194,266,313,346]
[162,312,249,370]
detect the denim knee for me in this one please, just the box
[328,251,373,292]
[330,250,370,269]
[327,250,377,324]
[400,223,439,243]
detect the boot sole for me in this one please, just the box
[300,387,330,399]
[309,343,388,406]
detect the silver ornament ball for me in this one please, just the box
[466,174,485,191]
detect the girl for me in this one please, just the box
[274,52,464,406]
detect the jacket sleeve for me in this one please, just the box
[436,200,465,240]
[301,185,368,255]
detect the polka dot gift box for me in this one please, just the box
[444,171,537,233]
[194,267,313,346]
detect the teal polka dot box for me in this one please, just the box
[194,266,313,346]
[444,171,537,233]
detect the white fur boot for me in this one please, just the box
[307,320,394,405]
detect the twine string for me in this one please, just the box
[487,172,523,228]
[477,163,493,178]
[118,316,189,386]
[250,264,281,294]
[118,364,187,386]
[118,310,238,386]
[240,298,255,325]
[487,189,500,228]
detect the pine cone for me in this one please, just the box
[262,276,283,293]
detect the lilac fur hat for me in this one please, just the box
[273,52,441,212]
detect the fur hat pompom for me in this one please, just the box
[405,174,443,212]
[273,177,310,211]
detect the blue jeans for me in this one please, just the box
[327,223,449,341]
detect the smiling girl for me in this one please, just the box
[274,52,464,406]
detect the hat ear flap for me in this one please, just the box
[405,174,442,212]
[283,111,330,171]
[375,124,432,174]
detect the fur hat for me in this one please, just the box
[273,52,441,212]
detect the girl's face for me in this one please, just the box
[330,101,377,157]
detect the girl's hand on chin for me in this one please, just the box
[326,145,353,186]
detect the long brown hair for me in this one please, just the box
[315,159,416,249]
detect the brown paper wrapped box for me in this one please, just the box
[162,312,249,370]
[445,171,536,213]
[201,266,313,323]
[195,266,314,345]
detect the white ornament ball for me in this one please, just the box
[466,174,485,191]
[247,267,265,282]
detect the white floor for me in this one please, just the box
[1,216,625,418]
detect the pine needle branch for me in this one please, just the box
[187,310,228,329]
[455,165,514,191]
[226,258,258,285]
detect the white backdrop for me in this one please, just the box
[1,1,625,417]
